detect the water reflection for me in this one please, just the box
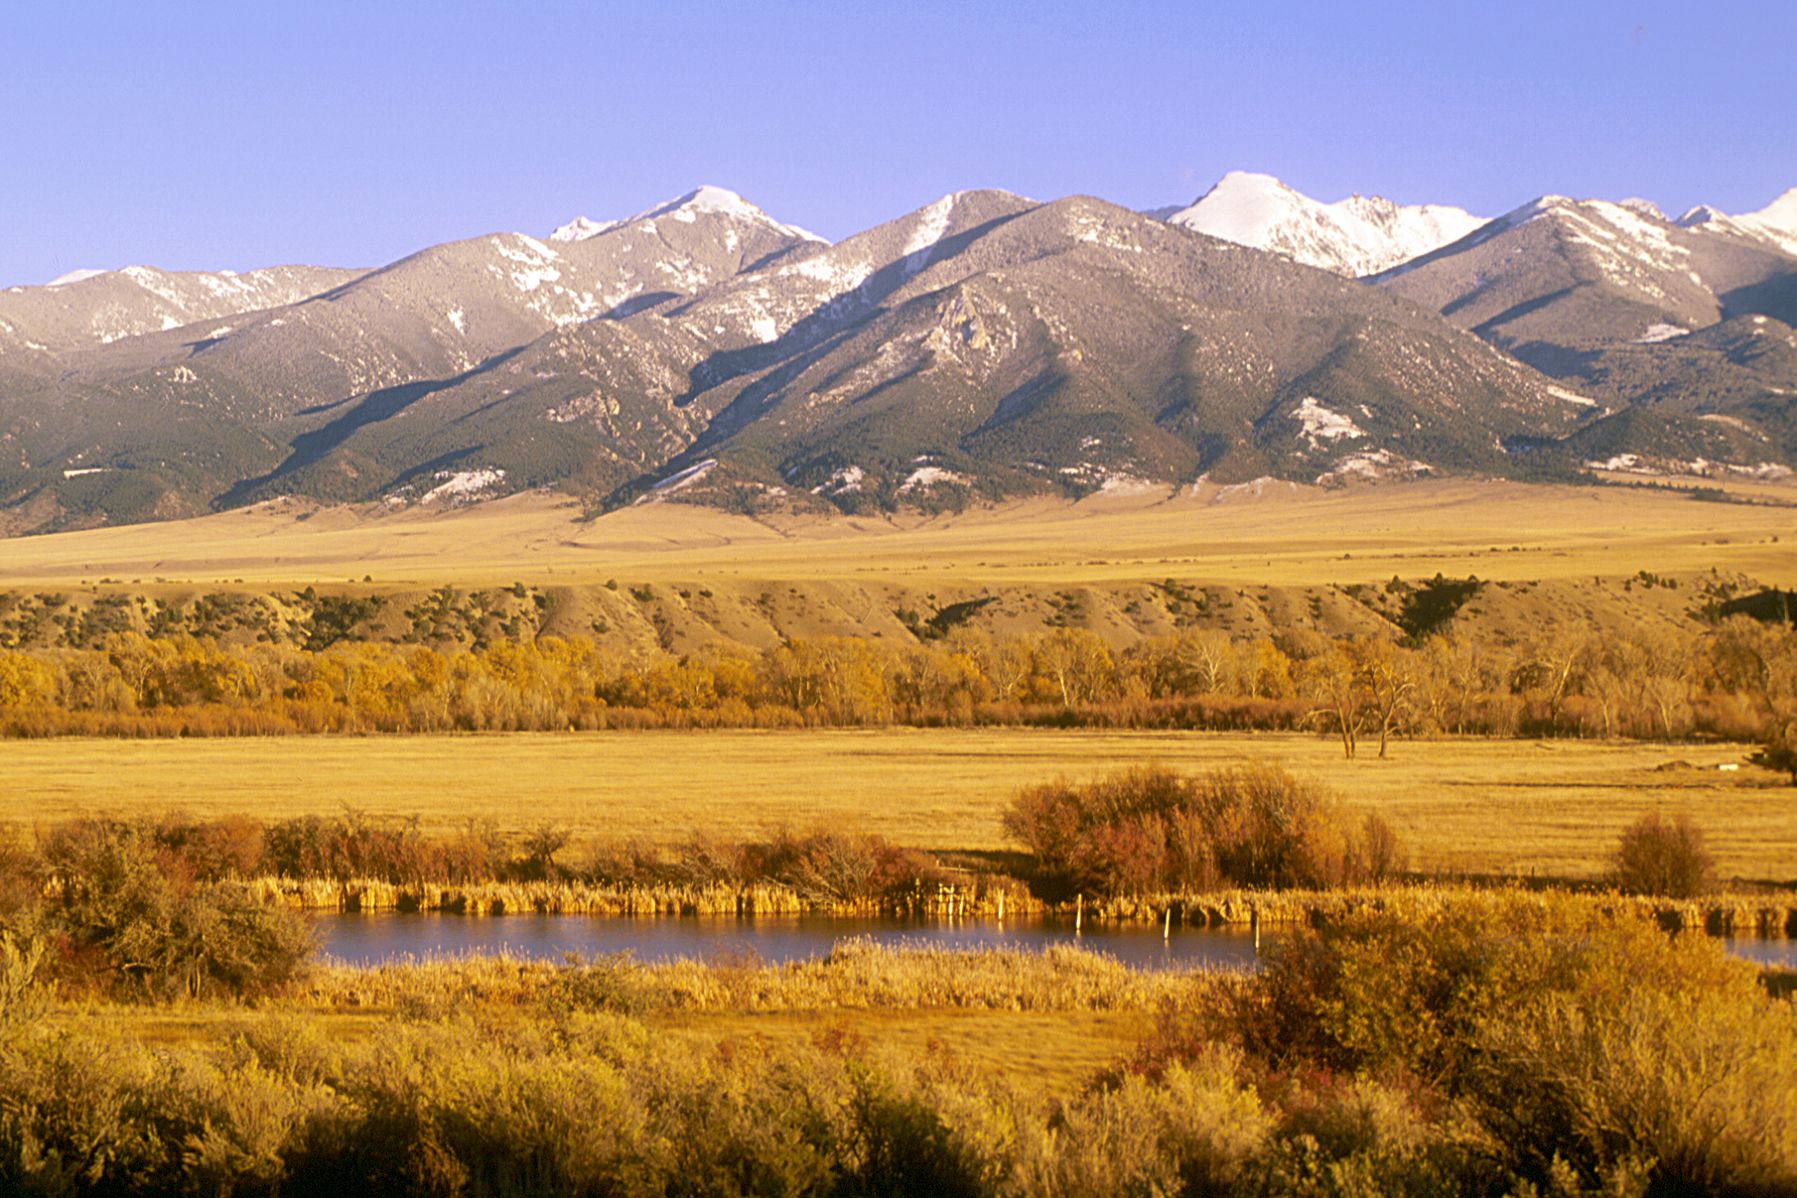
[1722,936,1797,969]
[312,912,1797,972]
[314,912,1267,971]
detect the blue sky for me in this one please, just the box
[2,0,1792,286]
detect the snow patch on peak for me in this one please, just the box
[1166,172,1485,276]
[1676,188,1797,255]
[1197,171,1302,215]
[633,185,826,243]
[1500,195,1576,227]
[666,185,764,221]
[1736,187,1797,254]
[902,194,957,273]
[1748,186,1797,230]
[552,186,826,244]
[549,215,619,243]
[1676,204,1735,230]
[46,268,109,287]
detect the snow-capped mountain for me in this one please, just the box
[0,263,366,357]
[1161,171,1486,277]
[1375,190,1797,480]
[1377,192,1797,355]
[551,185,825,246]
[1678,188,1797,258]
[1,176,1794,533]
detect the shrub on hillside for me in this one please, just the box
[1612,811,1715,897]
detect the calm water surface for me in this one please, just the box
[312,913,1797,971]
[314,912,1268,971]
[1722,936,1797,968]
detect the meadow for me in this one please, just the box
[1,483,1794,1194]
[0,477,1792,592]
[2,728,1789,881]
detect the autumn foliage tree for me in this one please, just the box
[0,614,1786,750]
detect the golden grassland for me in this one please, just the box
[4,728,1791,880]
[0,477,1792,592]
[89,1002,1154,1092]
[652,1009,1154,1091]
[48,941,1189,1089]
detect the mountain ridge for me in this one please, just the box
[1162,171,1487,277]
[0,174,1792,534]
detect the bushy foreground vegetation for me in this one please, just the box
[0,615,1792,761]
[0,820,312,1002]
[1004,764,1405,897]
[1,898,1794,1196]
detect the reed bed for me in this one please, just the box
[257,874,1797,938]
[250,874,1037,918]
[298,937,1216,1015]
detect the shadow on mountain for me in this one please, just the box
[603,291,681,320]
[1721,274,1797,326]
[216,348,524,508]
[971,369,1067,437]
[667,210,1029,412]
[741,244,817,275]
[1462,285,1578,332]
[1505,341,1605,379]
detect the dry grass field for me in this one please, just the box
[99,1004,1153,1091]
[0,477,1791,592]
[2,480,1792,886]
[3,728,1789,881]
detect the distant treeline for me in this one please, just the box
[0,618,1793,754]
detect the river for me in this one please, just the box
[311,912,1797,971]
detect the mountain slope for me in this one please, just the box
[314,192,1583,514]
[0,189,824,526]
[1162,172,1486,277]
[1373,192,1797,474]
[0,264,365,357]
[1679,188,1797,258]
[5,179,1794,533]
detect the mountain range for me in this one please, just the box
[1,174,1793,534]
